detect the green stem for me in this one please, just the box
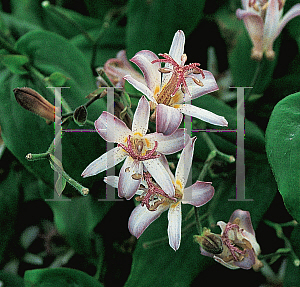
[244,60,262,102]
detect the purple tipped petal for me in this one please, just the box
[184,71,219,101]
[124,75,157,103]
[156,104,183,135]
[176,104,228,126]
[182,181,214,207]
[143,157,175,197]
[128,204,168,238]
[95,111,132,143]
[130,50,161,95]
[168,202,182,251]
[118,156,143,199]
[233,249,256,270]
[147,128,188,155]
[168,30,185,66]
[276,4,300,39]
[81,147,126,178]
[132,96,150,136]
[229,209,255,237]
[175,137,196,189]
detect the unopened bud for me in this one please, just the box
[194,228,223,255]
[73,105,87,126]
[14,87,59,122]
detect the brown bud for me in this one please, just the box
[194,228,223,255]
[14,87,60,122]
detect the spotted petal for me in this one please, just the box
[175,137,196,189]
[143,157,175,197]
[95,111,132,143]
[176,104,228,127]
[118,156,143,199]
[156,104,183,135]
[132,96,150,136]
[81,147,126,178]
[128,203,168,239]
[168,202,182,251]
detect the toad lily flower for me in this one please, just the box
[124,30,228,136]
[236,0,300,61]
[81,96,187,199]
[196,209,263,270]
[128,137,214,251]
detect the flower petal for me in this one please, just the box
[183,71,219,101]
[95,111,132,143]
[130,50,161,95]
[128,203,168,238]
[132,96,150,136]
[263,0,280,53]
[104,175,119,188]
[146,128,188,155]
[236,9,264,59]
[168,30,185,65]
[104,50,145,87]
[81,147,126,178]
[156,104,183,135]
[124,75,157,103]
[158,155,176,183]
[175,137,196,189]
[118,156,143,199]
[143,157,175,197]
[176,104,228,126]
[232,249,256,269]
[276,4,300,39]
[229,209,255,236]
[168,202,182,251]
[182,181,215,206]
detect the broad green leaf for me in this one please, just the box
[266,91,300,222]
[48,196,114,255]
[46,72,69,87]
[41,2,102,39]
[24,267,104,287]
[126,0,206,58]
[284,225,300,287]
[0,271,24,287]
[0,54,29,74]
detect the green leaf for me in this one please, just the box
[47,196,114,255]
[0,30,107,199]
[0,54,29,74]
[266,91,300,222]
[24,267,104,287]
[0,271,24,287]
[46,72,69,87]
[126,0,206,58]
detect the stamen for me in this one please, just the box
[136,172,176,211]
[151,53,205,98]
[118,135,161,161]
[221,222,247,261]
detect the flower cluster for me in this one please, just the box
[236,0,300,60]
[82,29,262,267]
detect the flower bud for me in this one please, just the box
[194,228,223,255]
[73,105,87,126]
[14,87,59,122]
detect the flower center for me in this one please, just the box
[221,222,251,262]
[249,0,284,17]
[151,53,205,101]
[118,135,160,161]
[135,172,176,211]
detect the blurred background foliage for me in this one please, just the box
[0,0,299,286]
